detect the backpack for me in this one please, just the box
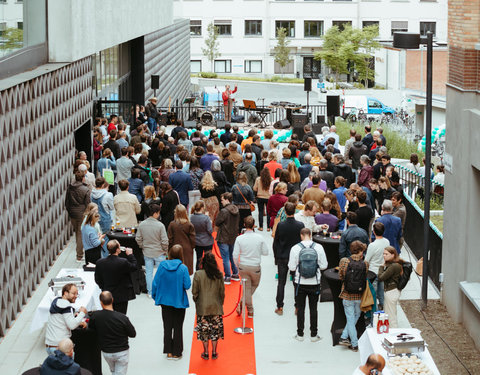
[397,262,413,290]
[297,243,319,279]
[344,257,367,294]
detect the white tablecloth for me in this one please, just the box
[358,328,441,375]
[30,268,102,332]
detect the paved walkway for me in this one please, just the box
[0,228,439,375]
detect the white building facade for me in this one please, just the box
[174,0,447,79]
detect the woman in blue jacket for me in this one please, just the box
[152,244,191,360]
[81,211,105,265]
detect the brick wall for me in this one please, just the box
[448,0,480,90]
[405,49,448,96]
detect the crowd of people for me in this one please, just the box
[55,111,434,374]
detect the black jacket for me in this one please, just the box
[362,133,373,149]
[273,217,305,260]
[95,254,138,303]
[349,141,368,170]
[319,170,335,191]
[104,139,121,160]
[333,163,355,188]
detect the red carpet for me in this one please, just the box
[188,238,256,375]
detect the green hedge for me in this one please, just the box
[335,120,423,160]
[199,72,218,78]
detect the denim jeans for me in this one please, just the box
[103,349,129,375]
[218,242,238,277]
[341,299,362,347]
[372,279,384,307]
[147,117,157,134]
[144,254,166,295]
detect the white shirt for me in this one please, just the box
[321,132,340,148]
[295,211,322,233]
[352,367,366,375]
[288,240,328,285]
[233,230,269,267]
[365,237,390,275]
[433,172,444,185]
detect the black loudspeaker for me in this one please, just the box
[151,75,160,90]
[317,115,325,124]
[304,78,312,92]
[274,119,290,129]
[184,120,196,129]
[216,120,227,129]
[311,123,325,134]
[327,95,340,117]
[292,114,308,139]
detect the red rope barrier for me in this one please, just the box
[223,282,243,318]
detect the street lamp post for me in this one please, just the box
[393,31,433,309]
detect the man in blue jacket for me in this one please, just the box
[372,200,403,253]
[339,212,370,259]
[169,160,194,207]
[40,338,89,375]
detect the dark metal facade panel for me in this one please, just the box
[144,19,190,107]
[0,58,93,337]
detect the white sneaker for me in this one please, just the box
[310,335,322,342]
[293,334,304,342]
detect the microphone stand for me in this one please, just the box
[215,85,223,121]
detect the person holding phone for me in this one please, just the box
[352,354,385,374]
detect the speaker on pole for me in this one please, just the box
[304,78,312,92]
[151,75,160,90]
[326,95,340,117]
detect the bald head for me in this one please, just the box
[366,354,385,371]
[58,338,74,357]
[100,291,114,307]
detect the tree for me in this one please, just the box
[314,26,350,86]
[274,27,290,76]
[202,23,220,72]
[315,24,380,87]
[0,28,23,51]
[356,25,381,88]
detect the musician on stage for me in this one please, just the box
[222,84,237,122]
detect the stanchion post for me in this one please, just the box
[234,278,253,334]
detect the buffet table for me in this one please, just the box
[30,268,101,332]
[359,328,441,375]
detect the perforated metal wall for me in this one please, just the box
[0,58,92,336]
[144,19,190,107]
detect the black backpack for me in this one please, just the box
[297,243,319,279]
[344,257,367,293]
[397,262,413,290]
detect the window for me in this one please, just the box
[214,60,232,73]
[276,21,295,37]
[332,21,352,31]
[362,21,379,29]
[304,21,323,37]
[245,20,262,36]
[368,99,382,109]
[391,21,408,36]
[214,20,232,36]
[303,57,321,79]
[420,22,436,37]
[190,20,201,36]
[190,60,202,73]
[274,60,294,74]
[0,22,6,37]
[245,60,262,73]
[17,22,23,30]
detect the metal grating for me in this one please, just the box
[0,58,93,337]
[144,19,191,107]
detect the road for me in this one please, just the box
[195,78,409,108]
